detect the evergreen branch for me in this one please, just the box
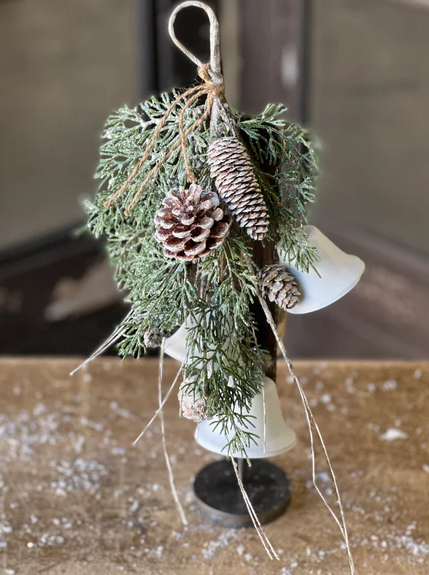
[84,91,321,454]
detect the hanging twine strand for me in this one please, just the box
[158,339,188,526]
[103,84,200,210]
[133,364,183,445]
[104,66,224,215]
[231,457,279,561]
[70,310,134,376]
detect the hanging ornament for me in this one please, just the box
[75,1,366,570]
[154,183,231,261]
[207,136,269,240]
[258,264,301,311]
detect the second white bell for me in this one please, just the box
[279,225,365,315]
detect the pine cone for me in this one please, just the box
[142,329,164,348]
[207,136,269,241]
[259,264,301,310]
[154,183,231,261]
[178,381,214,423]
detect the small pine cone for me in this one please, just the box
[259,264,301,311]
[207,136,269,241]
[178,381,213,423]
[154,183,231,261]
[143,329,164,348]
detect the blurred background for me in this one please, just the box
[1,0,428,358]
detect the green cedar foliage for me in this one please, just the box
[85,91,319,455]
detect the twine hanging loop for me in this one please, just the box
[168,1,223,83]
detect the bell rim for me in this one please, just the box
[194,425,297,459]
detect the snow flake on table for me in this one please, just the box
[379,428,408,441]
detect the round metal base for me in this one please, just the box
[193,459,291,528]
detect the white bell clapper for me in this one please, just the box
[280,225,365,315]
[195,376,296,458]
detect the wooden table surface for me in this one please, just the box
[0,358,428,575]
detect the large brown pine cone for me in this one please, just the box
[207,136,269,241]
[154,183,231,261]
[259,264,301,310]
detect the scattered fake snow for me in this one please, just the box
[1,367,428,571]
[202,530,239,559]
[379,428,409,441]
[382,379,398,391]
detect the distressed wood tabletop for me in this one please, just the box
[0,358,428,575]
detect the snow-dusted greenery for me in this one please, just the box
[85,91,318,454]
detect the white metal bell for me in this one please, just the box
[280,225,365,315]
[195,376,296,459]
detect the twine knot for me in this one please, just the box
[198,63,224,87]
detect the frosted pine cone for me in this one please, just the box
[178,381,213,423]
[207,136,269,241]
[142,329,167,348]
[154,183,231,261]
[259,264,301,310]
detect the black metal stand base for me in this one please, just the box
[193,458,291,528]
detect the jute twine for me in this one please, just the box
[103,63,224,216]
